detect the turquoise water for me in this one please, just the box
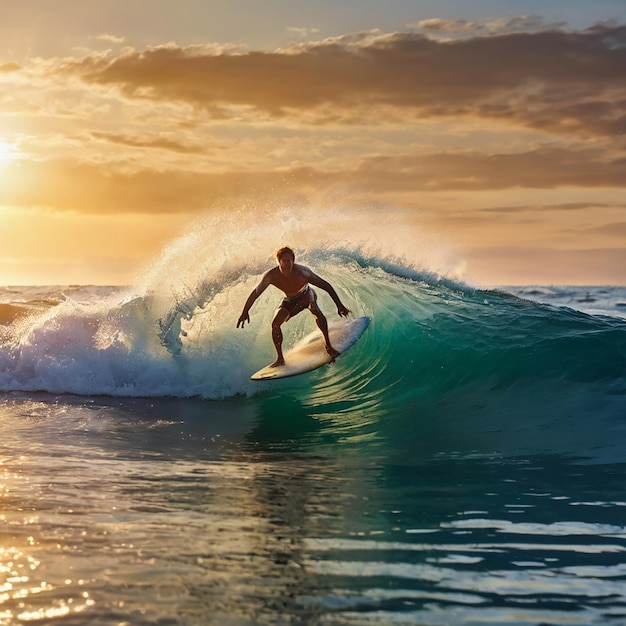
[0,248,625,624]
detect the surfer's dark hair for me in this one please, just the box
[275,246,295,260]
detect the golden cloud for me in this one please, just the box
[49,25,626,137]
[3,144,624,216]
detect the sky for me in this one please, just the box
[0,0,625,286]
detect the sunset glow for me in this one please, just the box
[0,1,624,286]
[0,142,14,164]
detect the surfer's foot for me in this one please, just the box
[270,357,285,368]
[326,345,340,361]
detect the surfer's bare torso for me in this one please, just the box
[258,263,315,298]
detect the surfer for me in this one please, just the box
[237,246,351,367]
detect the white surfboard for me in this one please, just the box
[250,316,371,381]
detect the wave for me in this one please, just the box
[0,249,623,397]
[0,210,624,461]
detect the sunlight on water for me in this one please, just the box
[0,459,94,623]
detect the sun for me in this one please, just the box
[0,142,16,164]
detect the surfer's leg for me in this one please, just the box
[270,308,290,367]
[310,302,340,360]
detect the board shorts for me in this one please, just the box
[278,286,317,320]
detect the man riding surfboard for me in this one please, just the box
[237,246,350,367]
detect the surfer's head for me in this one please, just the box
[275,246,295,275]
[275,246,295,262]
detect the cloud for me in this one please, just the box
[95,34,127,44]
[4,22,625,221]
[484,15,569,33]
[89,131,205,154]
[409,18,480,34]
[0,61,21,72]
[1,158,334,215]
[49,24,626,139]
[354,146,626,191]
[480,202,624,214]
[287,26,321,40]
[583,221,626,238]
[3,144,624,216]
[409,15,568,36]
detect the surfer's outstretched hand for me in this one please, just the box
[338,305,350,317]
[237,313,250,328]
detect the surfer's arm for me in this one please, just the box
[236,290,257,328]
[236,272,272,328]
[306,271,350,317]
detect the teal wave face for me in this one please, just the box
[253,255,626,462]
[298,257,626,398]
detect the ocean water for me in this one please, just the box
[0,234,626,624]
